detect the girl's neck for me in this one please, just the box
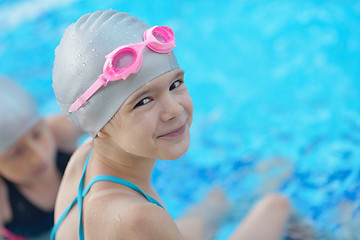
[91,140,157,190]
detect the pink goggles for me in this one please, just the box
[69,26,176,112]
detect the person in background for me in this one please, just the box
[50,9,290,240]
[0,77,84,240]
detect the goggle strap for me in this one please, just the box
[69,76,107,112]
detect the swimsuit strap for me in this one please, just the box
[50,151,91,240]
[83,175,165,209]
[51,151,164,240]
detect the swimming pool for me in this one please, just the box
[1,0,359,239]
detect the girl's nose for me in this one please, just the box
[159,93,182,122]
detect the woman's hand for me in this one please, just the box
[0,178,12,238]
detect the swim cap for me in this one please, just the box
[53,10,179,137]
[0,77,39,155]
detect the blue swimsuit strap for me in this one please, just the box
[51,152,164,240]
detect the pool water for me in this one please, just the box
[1,0,360,239]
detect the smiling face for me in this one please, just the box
[101,68,193,160]
[0,120,57,185]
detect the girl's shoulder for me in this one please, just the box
[63,137,93,178]
[54,138,93,218]
[84,193,183,240]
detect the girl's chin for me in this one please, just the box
[159,145,190,160]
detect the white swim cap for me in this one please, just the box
[0,77,39,155]
[52,10,179,137]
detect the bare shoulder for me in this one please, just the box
[84,194,183,240]
[54,138,93,218]
[63,137,93,176]
[124,202,182,239]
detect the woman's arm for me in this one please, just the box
[45,114,84,153]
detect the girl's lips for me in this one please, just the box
[158,124,185,138]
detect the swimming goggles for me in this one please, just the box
[69,26,176,112]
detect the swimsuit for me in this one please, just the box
[50,152,164,240]
[3,151,71,237]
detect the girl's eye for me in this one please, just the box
[169,80,183,91]
[134,97,151,108]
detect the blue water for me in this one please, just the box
[1,0,360,239]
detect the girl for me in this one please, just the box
[0,77,83,240]
[51,10,290,240]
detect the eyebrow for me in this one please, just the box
[127,70,185,107]
[174,70,185,79]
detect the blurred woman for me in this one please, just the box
[0,77,83,240]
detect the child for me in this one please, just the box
[51,9,290,240]
[0,77,83,240]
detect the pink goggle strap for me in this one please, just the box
[69,77,108,112]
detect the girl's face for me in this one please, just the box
[0,120,57,184]
[104,68,193,160]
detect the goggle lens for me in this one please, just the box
[112,49,136,70]
[146,26,175,53]
[152,26,173,43]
